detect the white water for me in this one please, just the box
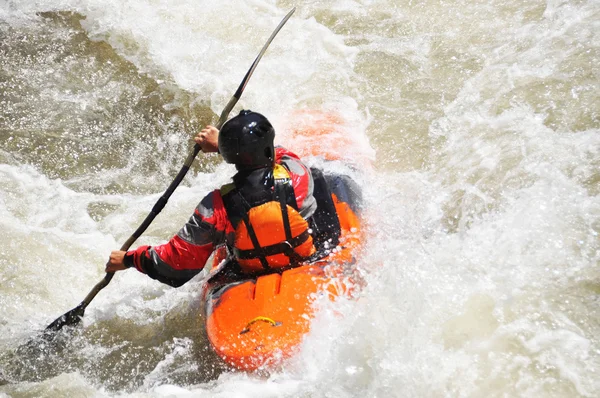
[1,0,598,397]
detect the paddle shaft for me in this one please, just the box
[46,8,296,331]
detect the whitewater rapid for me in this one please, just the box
[1,0,599,397]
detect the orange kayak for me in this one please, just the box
[200,194,362,371]
[200,110,367,371]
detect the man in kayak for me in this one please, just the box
[106,110,361,287]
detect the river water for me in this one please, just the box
[0,0,598,397]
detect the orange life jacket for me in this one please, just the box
[220,164,316,274]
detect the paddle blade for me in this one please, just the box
[44,304,85,333]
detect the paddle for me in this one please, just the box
[42,7,296,336]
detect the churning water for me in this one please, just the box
[0,0,598,397]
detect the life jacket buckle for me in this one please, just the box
[284,240,304,263]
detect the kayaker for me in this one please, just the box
[106,110,361,287]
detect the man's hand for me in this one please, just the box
[106,250,127,272]
[194,125,219,153]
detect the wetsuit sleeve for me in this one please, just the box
[275,146,317,218]
[123,190,231,287]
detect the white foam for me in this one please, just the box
[1,0,599,396]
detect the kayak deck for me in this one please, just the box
[203,261,358,370]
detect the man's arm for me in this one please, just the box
[106,190,231,287]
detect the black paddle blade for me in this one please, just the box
[11,304,85,369]
[44,304,85,333]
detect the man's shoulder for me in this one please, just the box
[218,183,236,197]
[275,147,313,195]
[275,146,301,162]
[275,146,310,172]
[198,189,228,212]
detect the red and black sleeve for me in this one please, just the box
[124,190,232,287]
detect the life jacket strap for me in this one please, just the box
[275,180,306,263]
[233,230,311,260]
[237,193,271,270]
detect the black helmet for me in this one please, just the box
[218,110,275,169]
